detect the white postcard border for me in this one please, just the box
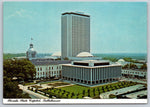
[3,99,148,104]
[0,0,150,106]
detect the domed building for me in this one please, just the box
[51,52,61,57]
[26,43,37,60]
[76,52,93,57]
[117,59,126,65]
[68,51,101,61]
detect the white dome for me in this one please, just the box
[118,59,125,62]
[76,52,93,57]
[51,52,61,57]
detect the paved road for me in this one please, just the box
[100,84,144,99]
[19,84,49,99]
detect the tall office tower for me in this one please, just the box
[61,12,90,59]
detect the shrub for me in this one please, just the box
[109,94,116,99]
[28,87,30,90]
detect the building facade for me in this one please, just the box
[122,69,147,79]
[31,59,71,79]
[61,12,90,59]
[61,60,122,85]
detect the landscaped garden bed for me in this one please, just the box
[47,82,70,87]
[31,81,137,99]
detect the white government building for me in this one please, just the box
[61,60,122,85]
[31,59,71,79]
[61,12,90,59]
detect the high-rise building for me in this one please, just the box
[61,12,90,59]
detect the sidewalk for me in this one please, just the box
[19,84,49,99]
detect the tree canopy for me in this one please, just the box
[3,58,36,81]
[3,58,35,98]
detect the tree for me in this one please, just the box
[122,64,129,69]
[3,77,30,98]
[140,63,147,69]
[64,57,69,60]
[82,90,85,95]
[87,89,90,97]
[3,59,36,81]
[102,57,118,62]
[71,92,75,97]
[3,59,34,98]
[129,63,138,69]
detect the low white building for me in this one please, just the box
[31,59,71,79]
[122,69,147,79]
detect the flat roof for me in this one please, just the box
[31,59,71,66]
[62,12,90,17]
[73,60,109,63]
[61,63,121,68]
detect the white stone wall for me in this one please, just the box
[35,64,62,79]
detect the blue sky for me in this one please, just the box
[3,2,147,54]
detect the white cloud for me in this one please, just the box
[5,9,35,20]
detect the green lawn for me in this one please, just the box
[59,85,89,94]
[34,81,137,99]
[58,81,129,94]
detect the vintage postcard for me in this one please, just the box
[2,0,148,104]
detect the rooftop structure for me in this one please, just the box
[62,12,90,17]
